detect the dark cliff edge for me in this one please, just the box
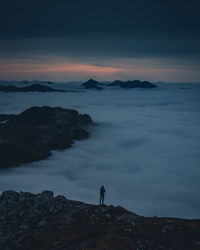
[0,106,93,168]
[0,190,199,250]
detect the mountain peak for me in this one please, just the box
[81,79,102,89]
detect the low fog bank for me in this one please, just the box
[0,83,200,218]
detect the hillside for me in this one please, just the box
[0,191,199,250]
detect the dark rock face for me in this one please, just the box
[0,84,66,92]
[0,106,93,168]
[0,114,16,122]
[109,80,157,88]
[0,190,199,250]
[81,79,103,89]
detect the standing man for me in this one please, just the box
[100,185,106,205]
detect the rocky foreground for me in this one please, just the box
[0,106,93,168]
[0,191,199,250]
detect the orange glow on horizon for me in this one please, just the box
[0,57,197,82]
[0,60,119,74]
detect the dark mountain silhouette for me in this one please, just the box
[81,79,157,89]
[0,190,199,250]
[0,85,19,92]
[0,106,93,168]
[0,84,68,92]
[109,80,157,88]
[81,79,103,89]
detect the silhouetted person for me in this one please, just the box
[100,185,106,205]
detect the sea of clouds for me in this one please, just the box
[0,82,200,218]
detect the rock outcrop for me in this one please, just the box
[0,84,68,92]
[0,106,93,168]
[0,190,199,250]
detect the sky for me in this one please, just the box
[0,0,200,82]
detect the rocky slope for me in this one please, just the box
[0,190,199,250]
[0,106,93,168]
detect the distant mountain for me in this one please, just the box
[81,79,157,89]
[19,80,55,85]
[19,80,54,85]
[81,79,103,89]
[0,85,19,92]
[109,80,157,88]
[0,80,157,91]
[0,84,67,92]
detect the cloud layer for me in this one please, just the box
[0,83,200,218]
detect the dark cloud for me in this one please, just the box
[1,0,200,57]
[0,0,200,81]
[0,35,200,60]
[0,0,200,39]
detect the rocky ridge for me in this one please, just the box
[0,106,93,168]
[81,79,157,89]
[0,190,200,250]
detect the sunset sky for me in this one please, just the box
[0,0,200,82]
